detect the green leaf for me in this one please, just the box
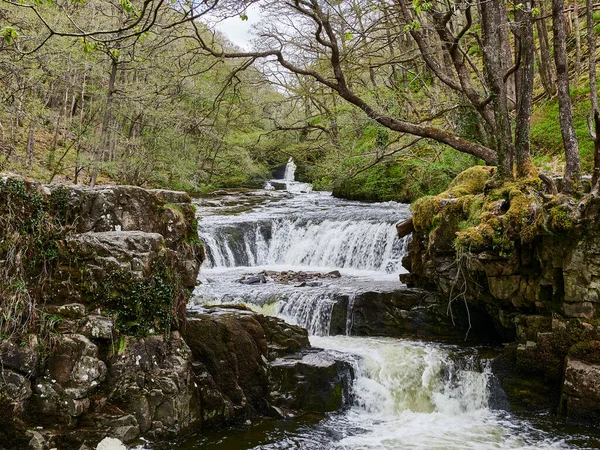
[344,32,353,41]
[240,13,249,21]
[121,0,133,14]
[0,26,18,45]
[404,20,421,32]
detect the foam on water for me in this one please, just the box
[185,185,595,450]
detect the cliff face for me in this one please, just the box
[401,167,600,421]
[0,177,352,449]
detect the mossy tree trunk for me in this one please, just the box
[552,0,581,194]
[515,0,535,177]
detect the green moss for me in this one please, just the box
[568,340,600,364]
[413,166,582,265]
[446,165,494,196]
[91,264,178,337]
[548,204,575,232]
[412,195,439,231]
[323,382,343,412]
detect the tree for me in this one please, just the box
[192,0,554,180]
[586,0,600,189]
[552,0,581,193]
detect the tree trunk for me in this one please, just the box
[552,0,581,194]
[501,0,517,109]
[480,0,514,179]
[91,57,118,188]
[26,119,35,169]
[587,0,600,188]
[573,0,582,74]
[535,0,557,96]
[515,1,535,177]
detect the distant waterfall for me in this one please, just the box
[283,157,296,181]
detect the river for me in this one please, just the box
[176,178,600,450]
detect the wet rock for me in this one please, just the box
[184,308,317,425]
[0,334,41,375]
[241,276,262,284]
[561,356,600,423]
[184,313,272,421]
[269,349,353,413]
[346,288,494,342]
[252,313,309,358]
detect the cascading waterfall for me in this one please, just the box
[188,186,592,450]
[275,291,338,336]
[200,218,407,273]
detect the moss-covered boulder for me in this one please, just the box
[403,166,600,419]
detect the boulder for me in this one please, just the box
[104,331,199,437]
[269,349,353,414]
[561,356,600,423]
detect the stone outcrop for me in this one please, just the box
[269,349,353,415]
[184,307,353,422]
[325,288,498,343]
[400,167,600,421]
[0,177,353,449]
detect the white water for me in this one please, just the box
[303,336,572,450]
[198,191,408,273]
[283,157,296,181]
[189,185,595,450]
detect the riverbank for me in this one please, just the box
[0,176,353,449]
[402,166,600,420]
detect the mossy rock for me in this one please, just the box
[446,165,495,196]
[568,340,600,364]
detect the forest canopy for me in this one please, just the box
[0,0,599,199]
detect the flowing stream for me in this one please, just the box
[182,171,600,450]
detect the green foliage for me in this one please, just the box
[0,179,73,339]
[331,147,479,203]
[0,26,18,44]
[531,81,600,172]
[93,265,176,336]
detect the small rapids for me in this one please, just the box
[182,178,600,450]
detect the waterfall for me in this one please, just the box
[310,337,490,417]
[188,189,588,450]
[200,218,406,273]
[275,291,338,336]
[195,190,411,336]
[283,157,296,181]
